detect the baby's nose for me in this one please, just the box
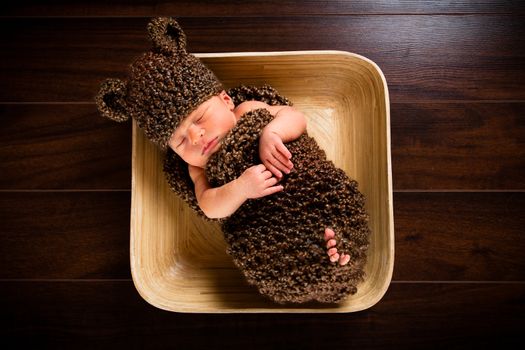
[189,125,204,145]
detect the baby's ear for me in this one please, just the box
[95,78,129,122]
[147,17,187,56]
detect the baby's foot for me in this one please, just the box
[324,228,350,266]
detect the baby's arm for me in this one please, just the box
[237,101,307,179]
[262,105,307,143]
[189,164,283,219]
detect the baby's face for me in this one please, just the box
[168,91,238,168]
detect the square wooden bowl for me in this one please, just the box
[130,51,394,313]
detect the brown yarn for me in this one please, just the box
[95,17,223,149]
[227,85,293,107]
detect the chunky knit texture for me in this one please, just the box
[164,85,370,304]
[162,85,294,221]
[95,17,223,149]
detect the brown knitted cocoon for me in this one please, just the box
[164,85,371,304]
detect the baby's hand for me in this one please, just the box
[259,129,293,179]
[236,164,284,199]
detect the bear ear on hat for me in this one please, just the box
[147,17,187,56]
[95,78,130,122]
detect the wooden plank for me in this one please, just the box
[2,281,524,348]
[393,192,525,281]
[392,102,525,190]
[2,102,523,191]
[0,104,131,190]
[4,1,523,16]
[0,192,131,279]
[1,192,523,281]
[1,16,524,102]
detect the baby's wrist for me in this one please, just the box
[232,176,249,201]
[262,125,283,140]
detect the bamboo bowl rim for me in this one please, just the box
[130,50,394,313]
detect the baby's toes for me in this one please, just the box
[324,228,335,241]
[326,239,337,249]
[339,253,350,266]
[327,247,338,256]
[329,253,340,263]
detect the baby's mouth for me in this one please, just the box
[202,137,219,155]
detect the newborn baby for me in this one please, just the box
[164,85,370,304]
[96,17,369,304]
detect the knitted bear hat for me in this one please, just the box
[95,17,224,149]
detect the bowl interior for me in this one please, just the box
[130,51,393,312]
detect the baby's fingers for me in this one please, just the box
[264,174,280,185]
[275,145,293,172]
[262,184,284,196]
[276,142,292,161]
[264,160,283,180]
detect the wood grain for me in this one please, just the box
[2,281,524,348]
[2,192,523,281]
[2,103,523,190]
[4,1,523,16]
[393,192,525,281]
[0,104,131,190]
[392,103,525,190]
[0,192,131,279]
[1,16,524,102]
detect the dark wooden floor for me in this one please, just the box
[1,1,524,348]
